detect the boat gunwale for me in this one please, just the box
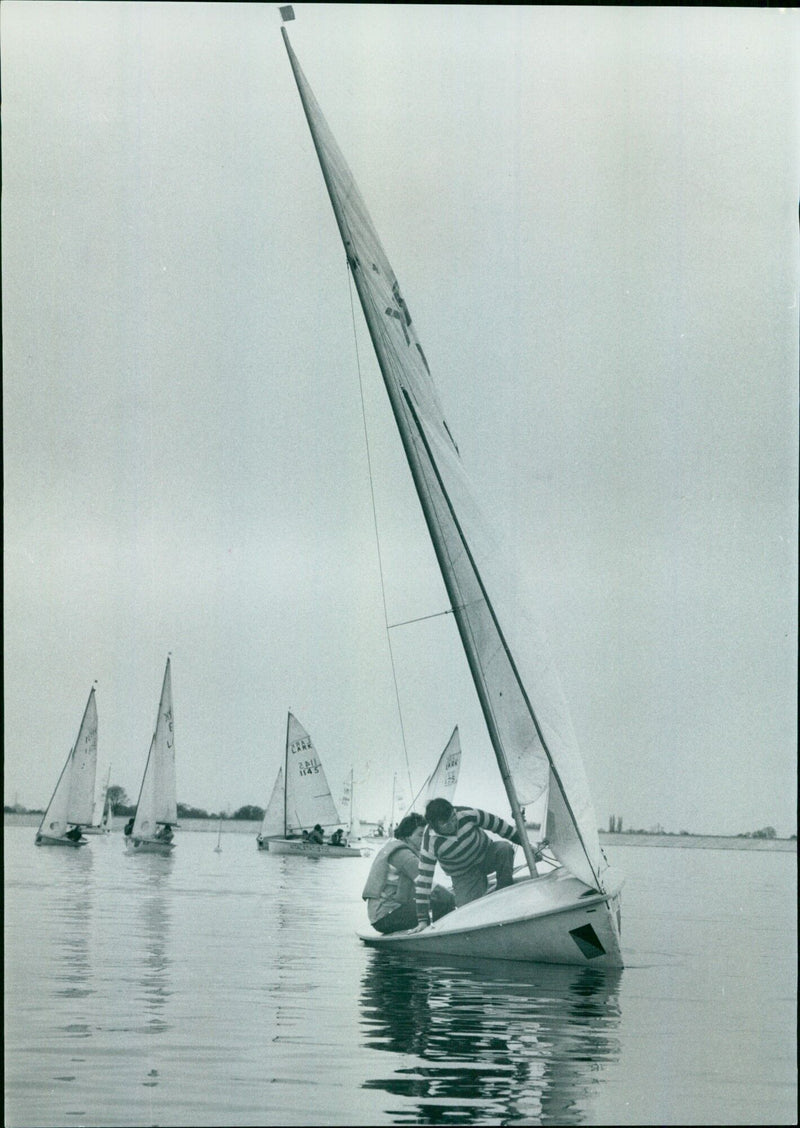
[35,835,88,847]
[266,837,362,857]
[359,879,622,945]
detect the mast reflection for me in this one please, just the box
[360,953,621,1125]
[54,848,94,1035]
[139,865,173,1038]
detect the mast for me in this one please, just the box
[280,25,542,877]
[283,712,290,838]
[279,21,603,890]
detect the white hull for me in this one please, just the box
[83,825,111,836]
[265,837,363,858]
[360,867,624,968]
[124,836,174,855]
[35,834,87,848]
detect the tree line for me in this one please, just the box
[5,784,265,822]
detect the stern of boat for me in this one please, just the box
[124,837,175,855]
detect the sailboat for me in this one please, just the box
[371,729,461,839]
[125,657,177,855]
[257,712,363,857]
[279,15,624,967]
[35,684,98,847]
[339,767,364,843]
[84,764,112,835]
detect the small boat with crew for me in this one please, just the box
[35,684,98,847]
[257,712,362,857]
[125,657,178,855]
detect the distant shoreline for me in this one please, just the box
[598,831,795,852]
[4,812,796,850]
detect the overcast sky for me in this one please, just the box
[3,4,798,836]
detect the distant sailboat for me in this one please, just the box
[339,767,363,843]
[386,772,407,839]
[419,726,462,811]
[125,657,177,855]
[35,685,98,847]
[387,728,462,830]
[84,764,112,835]
[257,713,362,857]
[280,17,624,966]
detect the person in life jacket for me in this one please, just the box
[362,812,455,934]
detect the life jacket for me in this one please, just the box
[361,839,407,901]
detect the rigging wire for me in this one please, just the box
[345,261,415,806]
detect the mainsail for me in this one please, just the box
[281,27,605,892]
[132,658,178,838]
[284,713,341,834]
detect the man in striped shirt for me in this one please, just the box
[413,798,522,929]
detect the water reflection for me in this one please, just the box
[54,847,94,1032]
[360,953,622,1124]
[137,864,173,1037]
[262,857,323,1021]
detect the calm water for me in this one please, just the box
[4,827,796,1126]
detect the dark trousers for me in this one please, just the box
[451,840,516,907]
[373,886,455,934]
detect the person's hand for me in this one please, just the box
[408,922,429,933]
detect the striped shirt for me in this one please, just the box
[415,806,519,922]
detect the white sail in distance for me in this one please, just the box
[260,766,285,838]
[132,658,178,838]
[38,685,98,838]
[284,713,342,835]
[421,726,462,810]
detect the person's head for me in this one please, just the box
[425,798,458,835]
[395,813,425,843]
[314,824,322,832]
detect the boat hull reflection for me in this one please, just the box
[360,950,622,1124]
